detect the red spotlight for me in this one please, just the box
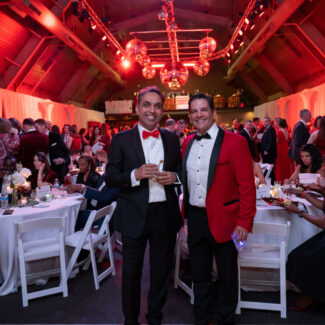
[240,41,244,47]
[102,35,107,41]
[244,18,250,25]
[116,50,121,55]
[250,23,255,30]
[91,23,97,30]
[238,29,243,36]
[121,59,131,69]
[230,44,234,51]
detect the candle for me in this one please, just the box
[6,186,13,194]
[21,197,28,205]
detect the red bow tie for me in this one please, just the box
[142,129,159,140]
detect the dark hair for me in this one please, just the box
[78,155,96,172]
[137,86,165,106]
[79,128,86,136]
[189,93,214,111]
[62,124,70,134]
[0,118,10,133]
[253,117,260,123]
[299,144,322,173]
[71,149,80,156]
[90,126,101,142]
[4,154,16,162]
[166,118,176,127]
[279,118,287,128]
[35,118,46,126]
[51,125,60,135]
[23,118,34,126]
[70,124,78,135]
[34,151,51,175]
[9,118,22,132]
[300,109,310,119]
[318,116,325,140]
[314,116,322,127]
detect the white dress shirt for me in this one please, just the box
[130,124,166,203]
[186,123,218,208]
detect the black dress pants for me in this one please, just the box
[187,205,238,325]
[122,202,176,325]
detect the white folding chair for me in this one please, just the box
[260,163,273,180]
[174,223,194,304]
[15,216,68,307]
[66,203,116,290]
[236,221,291,318]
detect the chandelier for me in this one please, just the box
[80,0,267,90]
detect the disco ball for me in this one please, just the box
[199,36,217,59]
[160,61,189,90]
[142,65,156,79]
[193,59,210,76]
[125,38,147,61]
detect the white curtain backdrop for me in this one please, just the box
[254,82,325,128]
[0,88,104,128]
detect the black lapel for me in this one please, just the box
[207,127,225,192]
[159,128,169,170]
[182,136,195,183]
[131,125,146,166]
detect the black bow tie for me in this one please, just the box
[194,133,211,141]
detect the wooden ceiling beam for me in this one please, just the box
[226,0,306,82]
[174,8,232,27]
[255,53,293,94]
[239,72,267,100]
[11,0,125,87]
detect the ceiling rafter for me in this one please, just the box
[226,0,306,82]
[255,53,293,94]
[239,71,267,100]
[10,0,125,87]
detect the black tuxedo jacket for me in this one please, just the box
[106,125,182,239]
[239,129,254,158]
[261,126,277,163]
[289,121,310,163]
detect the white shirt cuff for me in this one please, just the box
[131,169,140,187]
[173,172,181,185]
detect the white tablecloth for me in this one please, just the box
[254,198,323,254]
[0,195,82,296]
[241,198,323,291]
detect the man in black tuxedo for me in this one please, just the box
[35,119,70,184]
[289,109,312,164]
[106,86,182,325]
[261,117,277,163]
[261,117,277,181]
[239,120,255,158]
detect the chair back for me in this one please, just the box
[15,217,66,235]
[260,163,273,179]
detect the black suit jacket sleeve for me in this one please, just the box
[105,132,135,189]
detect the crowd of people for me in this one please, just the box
[1,86,325,324]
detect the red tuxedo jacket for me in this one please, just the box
[182,128,256,243]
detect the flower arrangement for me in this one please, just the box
[5,165,32,205]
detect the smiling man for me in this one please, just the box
[106,86,182,325]
[182,93,256,325]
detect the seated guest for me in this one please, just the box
[95,149,108,168]
[29,152,57,189]
[67,173,117,230]
[76,155,100,188]
[69,124,82,153]
[285,144,322,184]
[82,144,93,157]
[285,175,325,310]
[0,118,20,170]
[0,155,17,190]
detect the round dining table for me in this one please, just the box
[0,194,83,296]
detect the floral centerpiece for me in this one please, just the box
[5,165,32,206]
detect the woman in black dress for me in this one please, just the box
[285,179,325,309]
[76,155,100,188]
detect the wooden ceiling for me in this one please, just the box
[0,0,324,110]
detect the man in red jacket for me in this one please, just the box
[17,118,49,171]
[182,93,256,325]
